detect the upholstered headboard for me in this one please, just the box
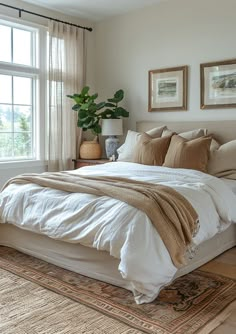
[136,120,236,144]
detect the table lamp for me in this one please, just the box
[102,119,123,160]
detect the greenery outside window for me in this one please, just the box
[0,19,42,162]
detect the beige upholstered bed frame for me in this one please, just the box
[0,120,236,291]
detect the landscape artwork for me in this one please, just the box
[201,59,236,109]
[148,65,187,111]
[156,78,178,102]
[209,70,236,99]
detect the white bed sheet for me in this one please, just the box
[1,162,236,304]
[222,178,236,194]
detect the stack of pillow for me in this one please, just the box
[117,125,236,179]
[117,125,167,162]
[208,140,236,179]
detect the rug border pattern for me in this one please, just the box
[0,255,235,334]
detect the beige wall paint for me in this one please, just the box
[92,0,236,132]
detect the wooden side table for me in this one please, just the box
[72,159,109,169]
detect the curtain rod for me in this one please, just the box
[0,2,93,31]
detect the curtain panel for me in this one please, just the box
[48,21,85,171]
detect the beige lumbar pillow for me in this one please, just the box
[163,135,211,173]
[162,128,207,140]
[133,133,172,166]
[208,140,236,179]
[117,125,166,162]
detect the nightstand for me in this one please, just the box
[72,159,109,169]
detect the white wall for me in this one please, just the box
[92,0,236,131]
[0,162,46,187]
[0,0,95,187]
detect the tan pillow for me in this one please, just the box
[117,125,166,162]
[163,135,211,173]
[132,133,172,166]
[162,128,207,140]
[208,140,236,179]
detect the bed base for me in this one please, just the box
[0,223,235,290]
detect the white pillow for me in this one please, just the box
[208,139,236,179]
[162,128,207,140]
[117,126,166,162]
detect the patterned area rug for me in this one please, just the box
[0,246,235,334]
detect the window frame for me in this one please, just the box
[0,16,47,166]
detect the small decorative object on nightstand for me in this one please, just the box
[72,159,109,169]
[102,119,123,160]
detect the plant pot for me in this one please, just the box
[79,140,102,160]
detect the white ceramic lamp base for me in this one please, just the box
[105,136,119,160]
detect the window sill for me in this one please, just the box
[0,160,48,170]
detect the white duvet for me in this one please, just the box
[1,162,236,304]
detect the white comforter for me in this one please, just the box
[1,162,236,304]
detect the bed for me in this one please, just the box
[0,120,236,304]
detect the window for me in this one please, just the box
[0,19,45,162]
[0,74,34,160]
[0,25,33,66]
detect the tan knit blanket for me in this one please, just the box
[3,172,199,268]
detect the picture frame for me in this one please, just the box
[200,58,236,109]
[148,65,188,112]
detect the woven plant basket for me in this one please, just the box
[79,141,102,159]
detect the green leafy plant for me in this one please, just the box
[67,86,106,136]
[100,89,129,119]
[67,87,129,136]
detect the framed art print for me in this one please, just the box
[200,58,236,109]
[148,65,188,112]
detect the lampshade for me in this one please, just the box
[102,119,123,136]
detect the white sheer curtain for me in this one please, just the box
[48,21,86,171]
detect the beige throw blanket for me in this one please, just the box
[3,172,199,268]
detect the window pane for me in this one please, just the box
[0,25,11,62]
[13,28,31,66]
[13,76,32,105]
[13,106,32,131]
[0,104,12,131]
[14,132,32,158]
[0,75,12,103]
[0,133,13,159]
[0,19,39,162]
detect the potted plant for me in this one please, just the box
[67,87,129,159]
[67,86,106,139]
[67,86,106,159]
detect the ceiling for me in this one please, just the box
[21,0,167,22]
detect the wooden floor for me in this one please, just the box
[200,246,236,279]
[200,247,236,334]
